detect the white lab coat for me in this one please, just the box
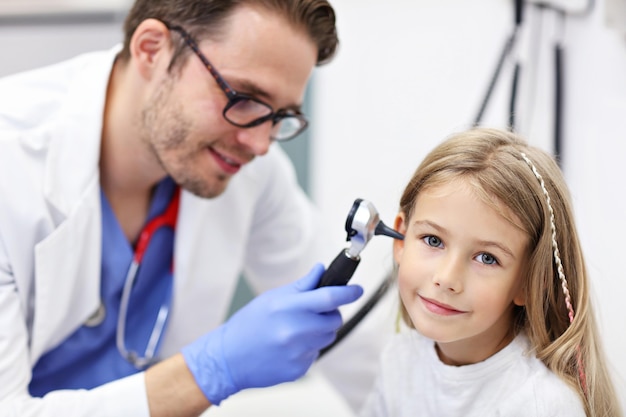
[0,46,331,416]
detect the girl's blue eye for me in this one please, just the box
[423,235,443,248]
[476,252,498,265]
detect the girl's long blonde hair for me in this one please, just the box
[397,127,622,417]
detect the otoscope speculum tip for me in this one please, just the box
[375,221,404,240]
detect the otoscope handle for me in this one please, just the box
[315,250,361,288]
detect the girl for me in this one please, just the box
[361,128,622,417]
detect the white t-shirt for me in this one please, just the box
[360,330,586,417]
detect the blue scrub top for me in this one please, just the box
[29,177,177,397]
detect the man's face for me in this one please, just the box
[393,179,528,366]
[140,6,317,198]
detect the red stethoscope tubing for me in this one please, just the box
[116,186,181,369]
[134,186,181,264]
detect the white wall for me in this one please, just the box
[0,4,127,77]
[311,0,626,408]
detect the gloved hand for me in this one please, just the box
[181,263,363,405]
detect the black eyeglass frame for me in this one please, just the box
[165,22,309,142]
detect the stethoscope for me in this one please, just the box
[89,187,392,365]
[115,186,181,369]
[107,192,398,363]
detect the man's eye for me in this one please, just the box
[423,235,442,248]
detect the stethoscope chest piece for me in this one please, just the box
[84,301,106,327]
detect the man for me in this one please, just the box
[0,1,374,416]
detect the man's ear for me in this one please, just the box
[129,18,173,80]
[393,212,407,264]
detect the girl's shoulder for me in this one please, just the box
[498,333,586,416]
[497,367,586,416]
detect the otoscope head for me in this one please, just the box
[344,199,404,258]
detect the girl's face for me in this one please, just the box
[393,178,528,366]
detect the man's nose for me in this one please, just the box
[234,122,273,156]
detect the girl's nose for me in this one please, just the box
[432,254,464,293]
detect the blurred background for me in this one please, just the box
[1,0,624,412]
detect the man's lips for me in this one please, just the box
[209,147,244,174]
[419,295,466,316]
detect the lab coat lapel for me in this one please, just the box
[31,180,102,362]
[159,190,247,355]
[29,49,112,362]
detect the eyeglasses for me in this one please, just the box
[165,23,309,142]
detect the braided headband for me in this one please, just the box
[520,152,587,393]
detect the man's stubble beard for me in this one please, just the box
[140,77,230,199]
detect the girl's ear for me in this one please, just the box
[129,18,173,80]
[513,252,531,307]
[513,288,526,307]
[393,213,407,264]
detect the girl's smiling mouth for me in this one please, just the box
[419,295,467,316]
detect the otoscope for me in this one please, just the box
[315,198,404,357]
[316,198,403,288]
